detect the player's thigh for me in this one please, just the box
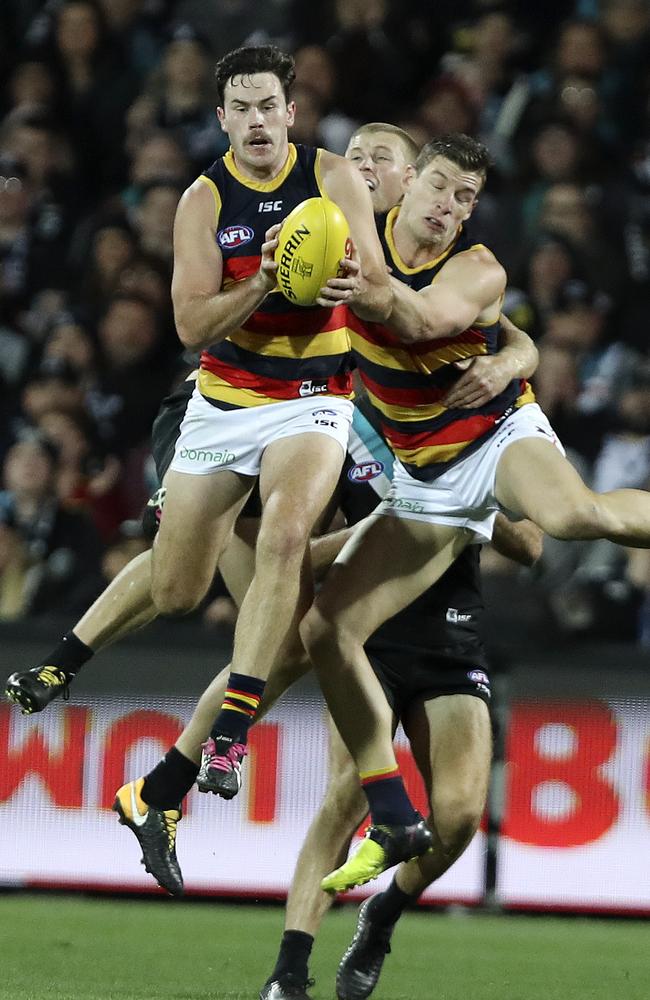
[259,432,345,540]
[495,437,593,530]
[312,514,471,644]
[405,694,492,820]
[154,467,253,588]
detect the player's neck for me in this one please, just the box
[230,139,291,182]
[393,216,455,269]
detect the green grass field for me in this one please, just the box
[0,894,647,1000]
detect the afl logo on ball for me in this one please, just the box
[217,225,254,249]
[348,461,384,483]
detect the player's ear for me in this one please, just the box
[403,163,417,191]
[463,194,479,221]
[286,100,296,127]
[216,106,227,132]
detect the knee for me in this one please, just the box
[256,516,311,565]
[432,792,485,855]
[151,576,204,617]
[300,605,351,667]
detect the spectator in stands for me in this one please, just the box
[0,153,68,327]
[536,181,625,294]
[36,407,126,542]
[0,108,85,265]
[293,45,357,153]
[19,357,88,434]
[96,0,167,83]
[126,24,223,174]
[120,129,191,211]
[40,312,97,386]
[516,118,586,235]
[74,216,138,321]
[0,434,104,618]
[130,179,181,274]
[38,0,141,192]
[3,59,58,118]
[87,292,173,457]
[538,280,639,463]
[504,232,583,341]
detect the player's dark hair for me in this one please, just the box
[415,134,491,186]
[215,46,296,104]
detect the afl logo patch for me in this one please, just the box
[468,669,490,686]
[348,461,384,483]
[217,225,254,249]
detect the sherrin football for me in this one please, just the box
[275,197,350,307]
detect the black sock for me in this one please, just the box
[271,930,314,983]
[210,672,266,744]
[42,631,94,679]
[141,746,199,810]
[367,877,416,926]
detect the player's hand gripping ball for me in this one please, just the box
[275,197,350,306]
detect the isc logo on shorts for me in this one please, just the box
[217,225,254,249]
[348,461,384,483]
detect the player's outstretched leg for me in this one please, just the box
[336,693,493,998]
[5,631,93,714]
[112,778,184,895]
[5,549,156,714]
[260,719,368,1000]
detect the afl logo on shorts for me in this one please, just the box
[468,669,490,687]
[217,225,254,249]
[348,461,384,483]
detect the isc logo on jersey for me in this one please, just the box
[217,225,254,249]
[348,461,384,483]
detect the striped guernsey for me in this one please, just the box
[350,207,535,480]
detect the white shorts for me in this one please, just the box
[169,388,354,477]
[377,403,564,542]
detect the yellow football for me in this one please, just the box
[275,197,350,307]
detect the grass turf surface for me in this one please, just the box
[0,895,647,1000]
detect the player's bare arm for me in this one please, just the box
[382,246,506,343]
[318,152,392,321]
[442,314,538,409]
[171,181,278,351]
[491,514,544,567]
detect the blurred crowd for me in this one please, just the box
[0,0,648,643]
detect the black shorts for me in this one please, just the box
[143,379,261,540]
[150,380,195,483]
[367,640,491,720]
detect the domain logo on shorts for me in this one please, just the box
[179,447,236,465]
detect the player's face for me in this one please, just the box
[345,131,411,213]
[401,155,481,248]
[217,72,295,176]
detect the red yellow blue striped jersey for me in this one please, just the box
[350,208,535,479]
[197,143,353,408]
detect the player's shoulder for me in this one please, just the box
[450,241,506,286]
[461,241,500,267]
[176,174,220,221]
